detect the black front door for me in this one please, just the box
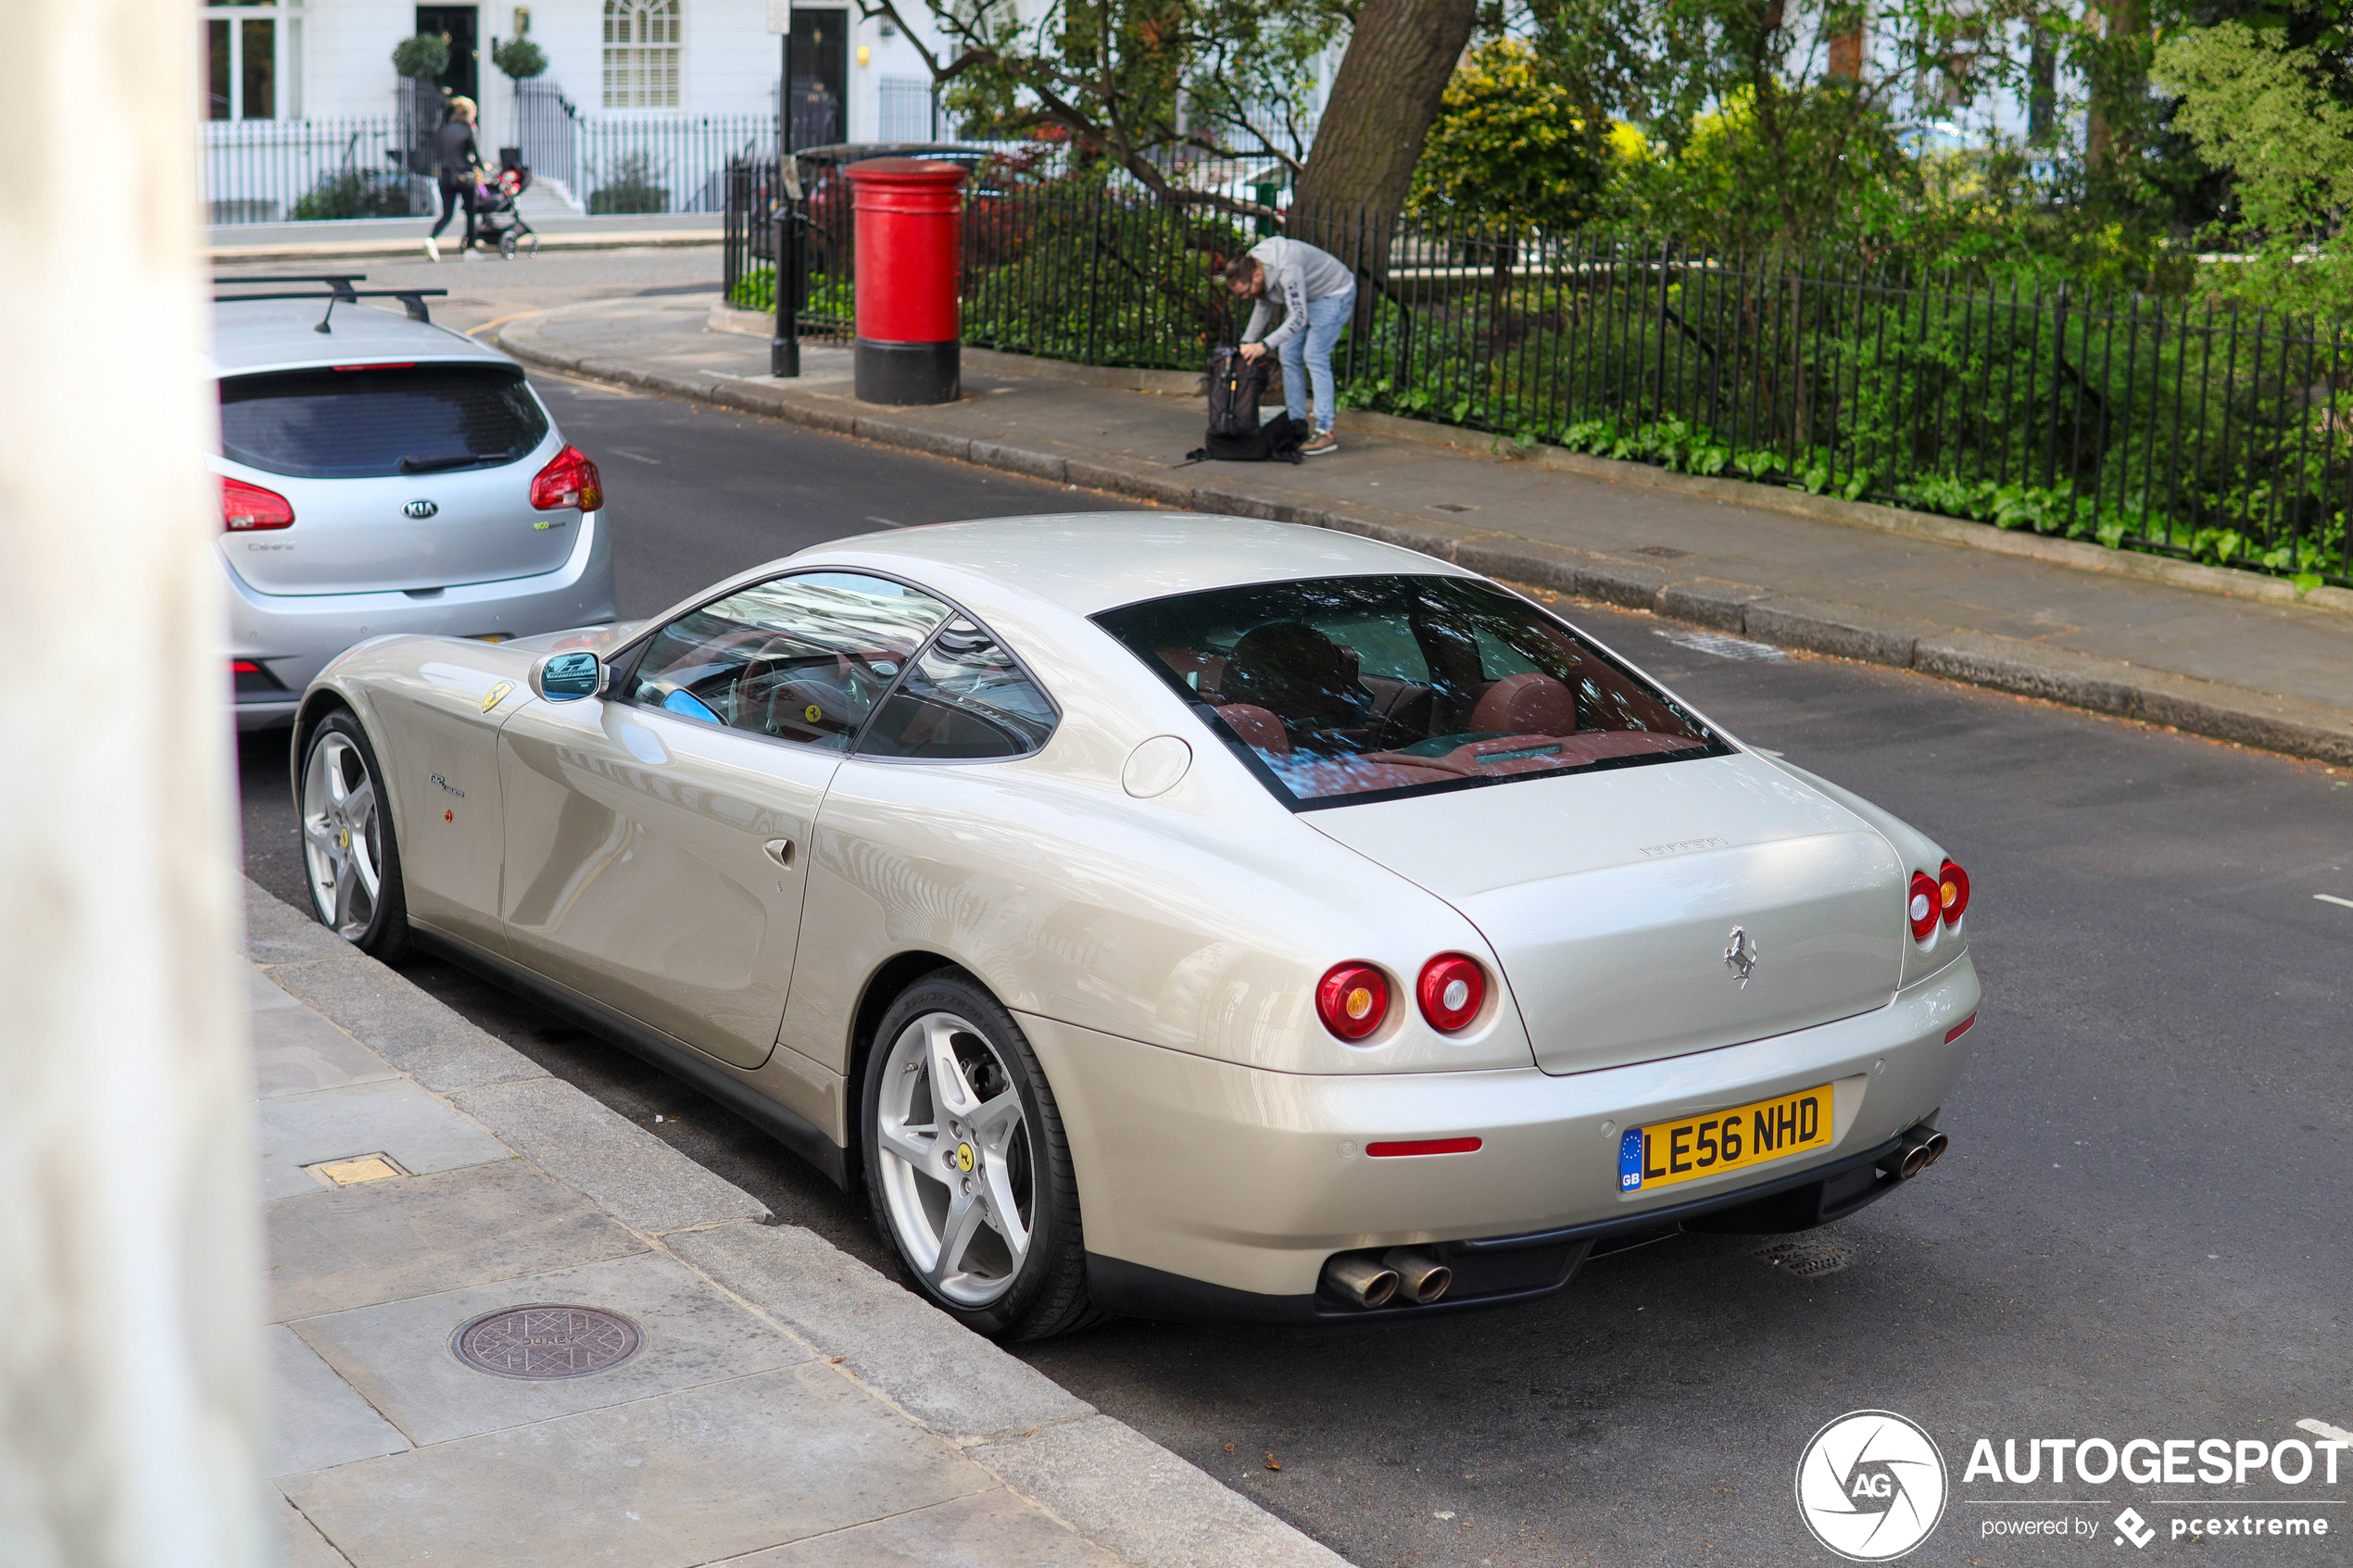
[417,6,480,103]
[789,8,849,149]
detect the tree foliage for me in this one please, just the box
[1405,38,1615,233]
[858,0,1345,218]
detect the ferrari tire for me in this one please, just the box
[298,710,412,962]
[861,972,1101,1340]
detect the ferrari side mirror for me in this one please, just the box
[532,649,602,702]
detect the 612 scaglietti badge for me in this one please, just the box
[292,514,1979,1339]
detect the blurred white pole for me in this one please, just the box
[0,1,265,1565]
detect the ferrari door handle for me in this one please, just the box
[763,838,796,868]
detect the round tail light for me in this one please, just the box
[1907,871,1941,943]
[1938,859,1970,926]
[1315,962,1390,1041]
[1416,953,1486,1033]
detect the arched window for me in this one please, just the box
[603,0,682,108]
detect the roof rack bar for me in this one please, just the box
[210,284,448,332]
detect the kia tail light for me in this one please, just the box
[1416,953,1486,1033]
[1316,962,1390,1041]
[530,445,604,512]
[221,477,294,532]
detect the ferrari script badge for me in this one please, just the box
[1724,925,1760,988]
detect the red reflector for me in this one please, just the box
[332,362,415,370]
[229,660,262,673]
[1366,1137,1482,1159]
[1944,1012,1977,1044]
[531,444,605,512]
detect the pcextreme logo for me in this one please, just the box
[1797,1411,1950,1562]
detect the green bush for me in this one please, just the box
[493,38,547,82]
[391,34,449,82]
[588,152,669,215]
[290,169,414,221]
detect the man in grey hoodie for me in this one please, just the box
[1226,235,1357,456]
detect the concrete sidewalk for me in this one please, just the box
[245,880,1346,1568]
[497,294,2353,766]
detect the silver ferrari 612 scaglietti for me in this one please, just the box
[292,514,1979,1339]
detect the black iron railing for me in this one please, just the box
[720,175,2353,587]
[201,119,428,223]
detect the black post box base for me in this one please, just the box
[855,338,960,406]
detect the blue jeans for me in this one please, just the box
[1277,283,1355,433]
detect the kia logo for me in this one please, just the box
[402,499,439,520]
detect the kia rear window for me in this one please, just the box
[219,364,549,479]
[1094,574,1729,808]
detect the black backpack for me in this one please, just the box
[1187,346,1305,464]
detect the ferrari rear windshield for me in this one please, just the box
[219,364,549,479]
[1094,574,1728,808]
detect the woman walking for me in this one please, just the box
[424,97,483,262]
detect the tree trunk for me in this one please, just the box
[1290,0,1477,245]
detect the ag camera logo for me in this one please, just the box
[1796,1410,1949,1561]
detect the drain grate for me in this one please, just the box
[1653,627,1790,662]
[1630,545,1692,558]
[451,1305,642,1380]
[1753,1237,1856,1278]
[1429,503,1477,513]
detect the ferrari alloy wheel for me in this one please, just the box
[862,974,1099,1339]
[299,712,410,960]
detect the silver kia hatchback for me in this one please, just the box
[213,280,618,728]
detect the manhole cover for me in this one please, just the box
[1753,1237,1855,1278]
[451,1305,642,1380]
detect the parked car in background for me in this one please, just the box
[212,278,617,729]
[287,515,1979,1341]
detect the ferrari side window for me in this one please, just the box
[858,621,1057,761]
[627,572,951,749]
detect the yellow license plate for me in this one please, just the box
[1617,1084,1834,1193]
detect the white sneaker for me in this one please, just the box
[423,236,440,262]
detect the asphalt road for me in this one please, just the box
[236,345,2353,1567]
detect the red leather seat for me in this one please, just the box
[1214,703,1290,756]
[1470,672,1577,735]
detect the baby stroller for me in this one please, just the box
[472,156,537,258]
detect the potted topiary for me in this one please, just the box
[391,33,450,82]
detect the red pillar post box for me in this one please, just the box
[844,157,969,406]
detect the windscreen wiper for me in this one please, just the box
[398,454,486,474]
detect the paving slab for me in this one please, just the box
[973,1415,1353,1568]
[252,995,401,1099]
[263,957,548,1092]
[257,1079,513,1200]
[291,1250,810,1446]
[247,880,363,967]
[449,1075,770,1234]
[275,1496,355,1568]
[282,1365,996,1568]
[670,1222,1092,1443]
[266,1323,412,1478]
[265,1159,647,1323]
[719,1488,1127,1567]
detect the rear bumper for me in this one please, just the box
[1086,1123,1933,1324]
[224,510,616,730]
[1024,953,1978,1322]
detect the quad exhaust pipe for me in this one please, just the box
[1883,1126,1951,1180]
[1321,1248,1453,1309]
